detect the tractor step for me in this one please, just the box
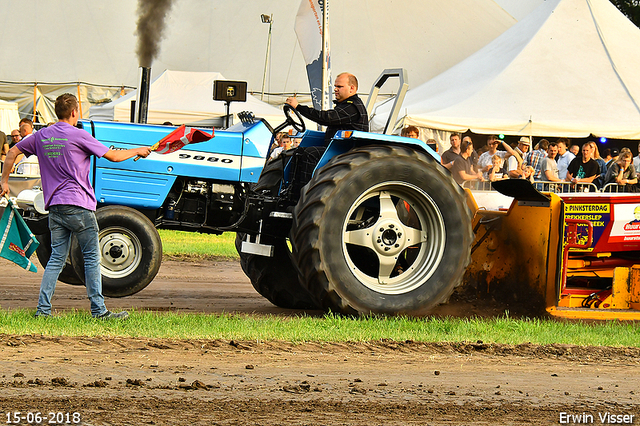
[241,241,274,257]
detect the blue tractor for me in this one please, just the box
[26,70,473,315]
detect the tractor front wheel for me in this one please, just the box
[34,233,85,286]
[70,206,162,297]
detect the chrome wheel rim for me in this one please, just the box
[341,182,446,294]
[99,226,142,279]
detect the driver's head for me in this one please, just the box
[334,73,358,102]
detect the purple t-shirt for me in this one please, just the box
[16,121,109,211]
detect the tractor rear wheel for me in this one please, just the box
[235,233,318,309]
[290,145,473,315]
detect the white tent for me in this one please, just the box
[0,82,126,124]
[89,70,286,127]
[493,0,544,19]
[371,0,640,140]
[0,0,519,114]
[0,100,20,135]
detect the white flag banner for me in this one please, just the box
[295,0,322,66]
[295,0,331,110]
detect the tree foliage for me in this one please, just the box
[610,0,640,27]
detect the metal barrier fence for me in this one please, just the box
[601,183,639,193]
[462,179,599,193]
[533,181,598,193]
[461,181,493,191]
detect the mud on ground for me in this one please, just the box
[0,257,538,318]
[0,258,639,425]
[1,336,639,425]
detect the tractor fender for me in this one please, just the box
[315,130,440,172]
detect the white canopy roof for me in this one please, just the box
[371,0,640,140]
[89,70,285,127]
[0,0,517,98]
[493,0,544,19]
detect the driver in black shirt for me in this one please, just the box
[285,72,368,146]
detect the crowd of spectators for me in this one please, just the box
[397,126,640,192]
[6,118,640,195]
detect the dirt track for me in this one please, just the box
[0,257,513,318]
[1,258,639,425]
[0,257,303,315]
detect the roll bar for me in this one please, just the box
[365,68,408,135]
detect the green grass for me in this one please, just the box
[159,229,238,260]
[1,310,638,347]
[6,231,637,347]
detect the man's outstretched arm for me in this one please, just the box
[103,147,152,162]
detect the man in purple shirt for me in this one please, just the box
[1,93,151,319]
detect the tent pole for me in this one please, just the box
[77,84,83,119]
[260,14,272,102]
[33,83,37,123]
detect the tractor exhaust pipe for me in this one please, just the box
[135,66,151,123]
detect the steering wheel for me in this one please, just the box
[273,104,306,134]
[284,104,306,133]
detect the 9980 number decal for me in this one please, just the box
[178,153,233,163]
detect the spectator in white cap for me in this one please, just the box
[508,136,530,178]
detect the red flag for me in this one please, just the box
[153,125,214,155]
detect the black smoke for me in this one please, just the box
[135,0,174,67]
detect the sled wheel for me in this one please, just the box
[35,233,85,286]
[291,145,473,315]
[235,233,318,309]
[70,206,162,297]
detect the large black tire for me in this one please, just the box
[70,206,162,297]
[34,233,85,286]
[235,233,318,309]
[234,156,319,310]
[290,145,474,316]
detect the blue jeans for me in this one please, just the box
[37,205,107,317]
